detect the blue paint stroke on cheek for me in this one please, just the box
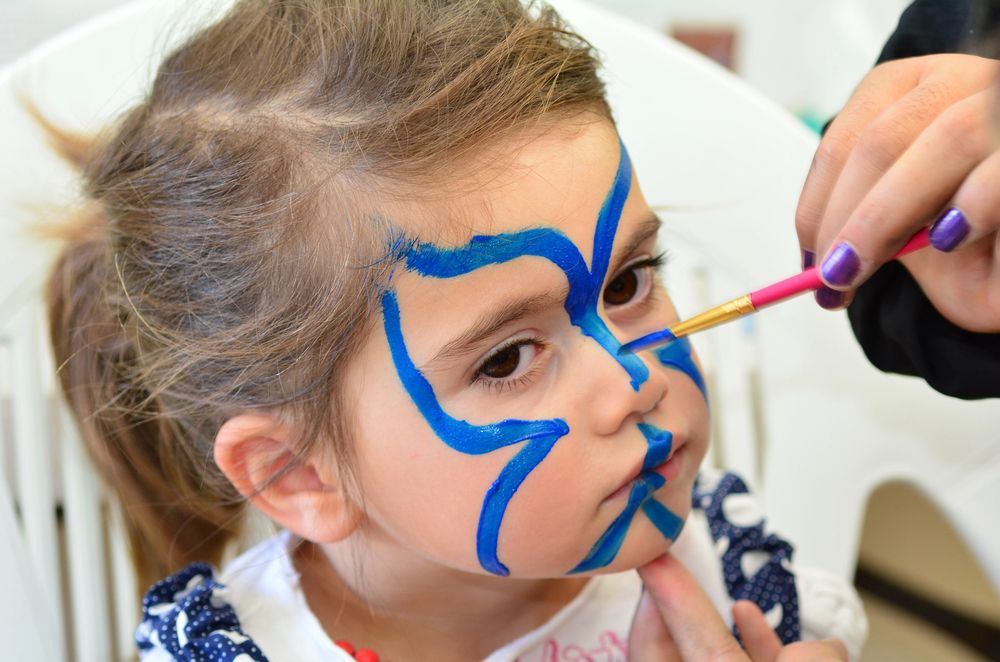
[654,337,707,399]
[381,290,568,576]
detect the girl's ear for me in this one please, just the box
[214,413,362,543]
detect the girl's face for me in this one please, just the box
[345,118,710,578]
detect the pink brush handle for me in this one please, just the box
[749,228,932,309]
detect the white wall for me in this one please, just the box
[584,0,912,122]
[1,0,912,124]
[0,0,136,65]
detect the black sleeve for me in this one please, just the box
[845,0,1000,400]
[876,0,973,60]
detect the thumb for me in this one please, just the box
[732,600,782,661]
[627,589,682,662]
[638,554,748,662]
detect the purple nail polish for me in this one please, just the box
[821,243,860,287]
[815,286,846,310]
[929,207,970,252]
[802,249,816,270]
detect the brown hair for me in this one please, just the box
[45,0,609,594]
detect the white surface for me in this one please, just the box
[586,0,911,118]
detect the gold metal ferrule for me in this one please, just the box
[669,294,756,339]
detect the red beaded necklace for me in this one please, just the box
[335,640,381,662]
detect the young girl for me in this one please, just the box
[46,1,865,659]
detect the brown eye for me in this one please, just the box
[479,343,523,379]
[604,268,639,306]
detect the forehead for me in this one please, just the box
[388,118,625,252]
[382,118,649,362]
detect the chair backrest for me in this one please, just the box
[4,1,1000,661]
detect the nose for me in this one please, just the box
[573,335,669,437]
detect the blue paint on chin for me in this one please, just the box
[654,336,707,400]
[570,421,680,574]
[571,472,665,573]
[642,498,685,541]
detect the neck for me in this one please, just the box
[294,529,588,661]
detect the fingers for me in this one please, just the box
[638,554,748,661]
[796,54,1000,314]
[812,79,962,264]
[822,639,850,660]
[638,557,851,662]
[795,59,923,257]
[816,88,997,290]
[733,601,850,662]
[932,148,1000,252]
[778,639,850,662]
[733,601,782,661]
[628,590,682,662]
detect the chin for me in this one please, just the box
[571,507,693,577]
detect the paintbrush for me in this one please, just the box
[619,228,931,354]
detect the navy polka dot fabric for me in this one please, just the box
[692,471,801,644]
[135,562,269,661]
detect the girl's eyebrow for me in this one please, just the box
[605,213,662,280]
[421,213,662,371]
[423,287,569,370]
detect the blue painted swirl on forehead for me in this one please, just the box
[399,137,648,391]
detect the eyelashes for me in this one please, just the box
[603,252,667,313]
[470,337,547,393]
[469,252,667,394]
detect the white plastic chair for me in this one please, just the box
[3,1,1000,660]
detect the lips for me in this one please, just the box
[605,432,686,503]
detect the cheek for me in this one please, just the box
[473,433,636,578]
[350,384,516,568]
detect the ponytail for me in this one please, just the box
[43,131,245,596]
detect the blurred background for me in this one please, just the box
[2,1,998,660]
[0,0,912,129]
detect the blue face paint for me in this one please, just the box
[381,290,568,576]
[399,137,648,392]
[637,422,672,472]
[571,472,665,573]
[641,498,685,541]
[380,137,695,576]
[654,337,707,399]
[571,421,677,573]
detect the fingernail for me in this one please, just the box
[801,249,816,270]
[820,242,860,287]
[929,207,970,252]
[815,286,846,310]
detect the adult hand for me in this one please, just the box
[628,554,848,661]
[795,53,1000,333]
